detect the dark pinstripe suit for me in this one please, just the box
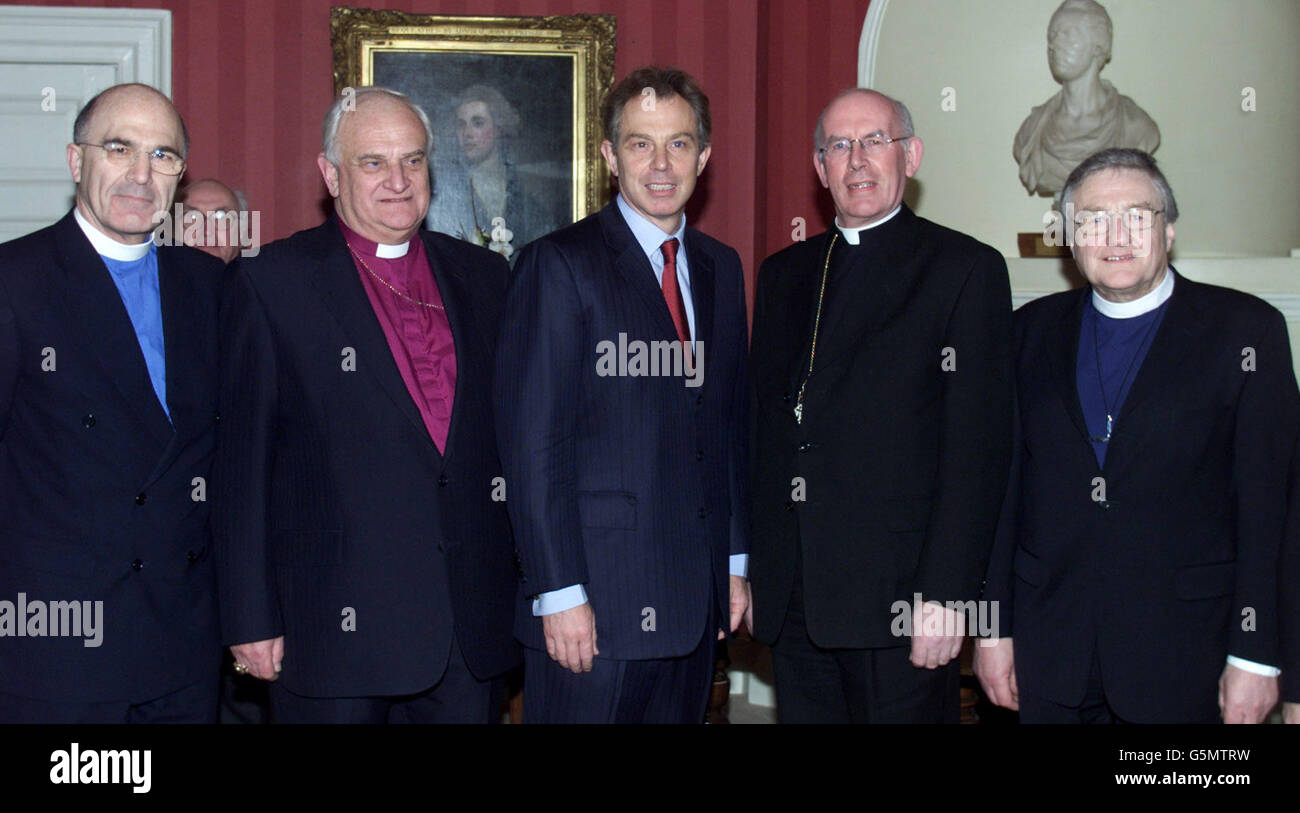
[494,203,749,720]
[212,220,520,709]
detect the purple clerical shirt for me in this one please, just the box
[338,220,457,453]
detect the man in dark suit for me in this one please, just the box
[976,148,1299,723]
[1284,436,1300,724]
[747,88,1013,723]
[214,86,519,723]
[0,83,224,722]
[495,66,750,723]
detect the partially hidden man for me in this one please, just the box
[214,87,519,723]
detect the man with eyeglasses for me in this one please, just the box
[176,178,247,265]
[0,83,226,722]
[747,87,1013,722]
[976,148,1300,723]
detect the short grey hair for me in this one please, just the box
[322,86,434,165]
[813,88,914,156]
[1060,148,1179,223]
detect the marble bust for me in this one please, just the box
[1014,0,1160,197]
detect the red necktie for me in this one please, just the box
[660,238,692,361]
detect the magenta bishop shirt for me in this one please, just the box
[338,220,457,453]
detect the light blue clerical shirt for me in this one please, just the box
[74,209,169,418]
[532,195,747,616]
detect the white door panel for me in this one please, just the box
[0,6,170,243]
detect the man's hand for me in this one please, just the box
[909,599,964,669]
[973,637,1019,710]
[1218,663,1278,723]
[231,637,284,682]
[1283,702,1300,724]
[720,574,750,640]
[543,603,598,674]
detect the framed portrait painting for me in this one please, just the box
[331,7,616,260]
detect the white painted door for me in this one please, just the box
[0,6,171,242]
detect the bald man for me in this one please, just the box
[0,83,225,722]
[748,88,1012,723]
[177,178,245,264]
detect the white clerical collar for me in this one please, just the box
[835,205,901,246]
[74,207,152,261]
[375,241,409,259]
[1092,268,1174,319]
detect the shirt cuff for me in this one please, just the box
[1226,655,1280,677]
[729,553,748,578]
[532,584,588,616]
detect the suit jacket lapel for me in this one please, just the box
[599,204,682,344]
[1049,288,1092,445]
[310,220,431,447]
[52,212,172,449]
[1111,269,1202,430]
[683,228,714,389]
[156,248,199,440]
[137,246,206,487]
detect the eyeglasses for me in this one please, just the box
[818,133,911,160]
[77,141,186,176]
[181,208,238,225]
[1073,208,1164,242]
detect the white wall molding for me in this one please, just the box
[856,0,890,88]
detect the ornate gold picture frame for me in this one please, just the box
[331,7,616,255]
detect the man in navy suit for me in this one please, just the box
[976,149,1299,723]
[495,66,750,723]
[214,87,519,723]
[1281,435,1300,724]
[0,83,224,722]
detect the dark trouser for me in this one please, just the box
[270,633,497,724]
[1017,651,1213,723]
[771,575,959,723]
[0,675,219,723]
[523,625,716,724]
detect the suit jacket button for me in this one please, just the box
[134,493,147,505]
[131,559,144,571]
[798,441,813,453]
[696,395,704,406]
[437,476,449,487]
[82,414,96,428]
[782,392,792,402]
[214,412,221,424]
[186,550,199,563]
[1098,500,1111,510]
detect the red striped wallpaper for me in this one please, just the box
[6,0,872,303]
